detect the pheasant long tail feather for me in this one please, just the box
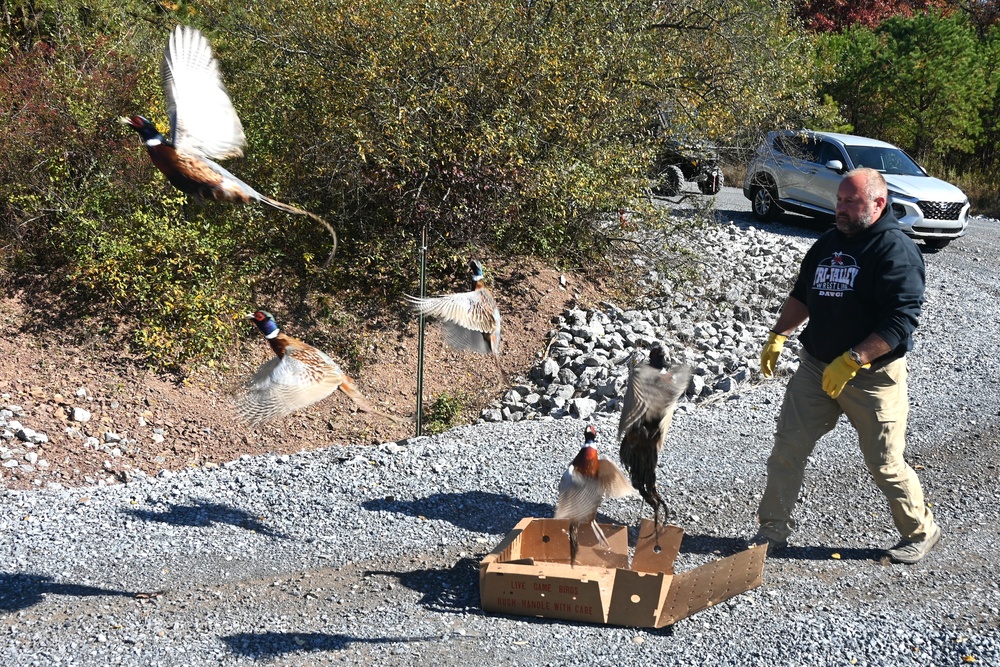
[260,195,338,268]
[338,377,409,426]
[568,522,579,567]
[620,427,667,540]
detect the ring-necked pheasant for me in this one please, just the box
[555,424,635,565]
[120,26,337,267]
[617,344,691,539]
[405,259,503,380]
[236,310,403,425]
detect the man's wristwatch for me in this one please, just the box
[849,348,864,366]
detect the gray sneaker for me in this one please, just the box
[747,532,787,556]
[886,523,942,564]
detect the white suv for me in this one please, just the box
[743,130,970,249]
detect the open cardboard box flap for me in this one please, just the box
[479,517,766,627]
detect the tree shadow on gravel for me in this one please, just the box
[678,532,748,556]
[677,533,884,562]
[221,631,436,659]
[770,545,886,562]
[364,557,481,614]
[123,500,291,539]
[362,491,552,534]
[0,573,136,613]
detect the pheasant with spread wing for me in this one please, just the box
[405,259,503,379]
[236,310,403,425]
[121,26,337,267]
[555,425,635,566]
[618,344,691,536]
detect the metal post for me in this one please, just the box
[415,224,427,436]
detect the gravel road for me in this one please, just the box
[2,188,998,666]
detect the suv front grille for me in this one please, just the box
[917,201,964,220]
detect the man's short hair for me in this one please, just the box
[845,167,887,202]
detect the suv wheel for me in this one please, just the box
[750,182,780,222]
[652,165,685,197]
[698,168,724,195]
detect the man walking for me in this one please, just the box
[754,167,940,564]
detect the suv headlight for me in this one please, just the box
[888,190,912,214]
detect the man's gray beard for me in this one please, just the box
[836,210,873,235]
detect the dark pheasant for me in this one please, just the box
[555,425,635,565]
[236,310,403,425]
[617,344,691,536]
[405,259,503,379]
[121,26,337,267]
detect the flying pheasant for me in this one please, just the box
[405,259,503,378]
[236,310,403,425]
[617,344,691,536]
[555,425,635,566]
[120,26,337,267]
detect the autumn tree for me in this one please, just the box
[793,0,952,31]
[953,0,1000,36]
[2,0,822,368]
[204,0,819,255]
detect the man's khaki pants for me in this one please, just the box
[757,350,936,543]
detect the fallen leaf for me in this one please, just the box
[831,553,841,560]
[962,656,976,663]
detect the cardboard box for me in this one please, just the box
[479,517,766,627]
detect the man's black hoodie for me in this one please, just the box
[789,209,925,367]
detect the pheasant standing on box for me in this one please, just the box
[618,344,691,538]
[120,26,338,267]
[236,310,403,425]
[555,425,635,566]
[405,259,503,380]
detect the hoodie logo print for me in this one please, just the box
[812,252,859,297]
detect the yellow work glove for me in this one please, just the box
[822,351,871,399]
[760,331,787,377]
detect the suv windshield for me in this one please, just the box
[844,145,925,177]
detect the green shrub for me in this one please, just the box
[423,391,468,435]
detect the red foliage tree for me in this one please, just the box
[794,0,953,31]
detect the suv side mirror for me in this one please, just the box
[825,160,844,173]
